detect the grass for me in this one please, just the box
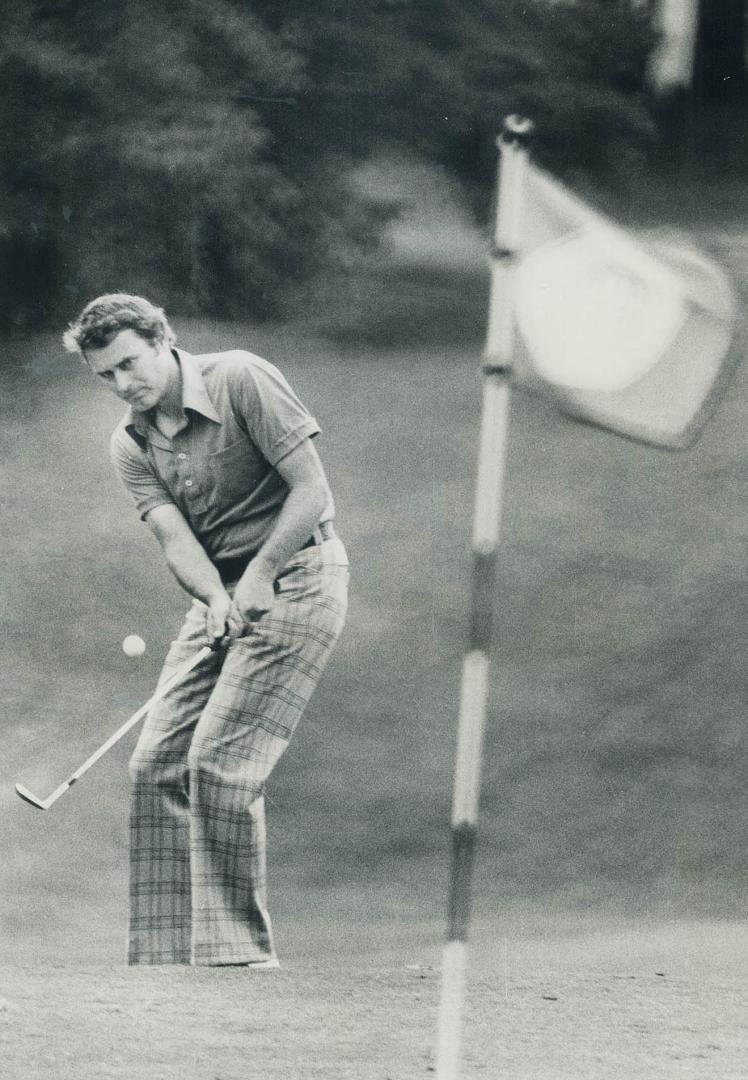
[1,286,746,968]
[2,929,748,1079]
[2,147,747,965]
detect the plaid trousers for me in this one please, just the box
[127,536,349,965]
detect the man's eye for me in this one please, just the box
[120,360,133,371]
[99,371,115,380]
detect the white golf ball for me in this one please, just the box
[122,634,146,658]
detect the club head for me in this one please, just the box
[14,783,50,810]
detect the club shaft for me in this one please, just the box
[19,644,213,808]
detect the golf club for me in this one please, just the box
[15,642,217,811]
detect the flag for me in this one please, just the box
[510,163,738,449]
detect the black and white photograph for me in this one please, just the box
[1,2,746,1077]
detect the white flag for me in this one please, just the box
[511,163,738,448]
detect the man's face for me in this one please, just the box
[85,329,174,411]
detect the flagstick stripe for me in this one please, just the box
[446,823,478,941]
[473,375,510,553]
[451,650,490,825]
[436,940,467,1080]
[470,551,497,652]
[496,137,528,250]
[485,264,515,367]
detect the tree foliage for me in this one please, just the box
[0,0,656,328]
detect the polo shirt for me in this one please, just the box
[109,348,332,562]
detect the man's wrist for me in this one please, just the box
[203,581,230,606]
[248,552,279,580]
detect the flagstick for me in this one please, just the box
[435,115,533,1080]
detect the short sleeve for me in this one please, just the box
[109,424,175,520]
[226,355,320,466]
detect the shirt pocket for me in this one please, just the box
[206,437,269,506]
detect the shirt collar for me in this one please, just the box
[124,348,221,449]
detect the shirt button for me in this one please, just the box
[178,453,187,460]
[185,480,193,488]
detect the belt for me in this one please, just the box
[214,520,336,585]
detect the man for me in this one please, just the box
[63,293,349,967]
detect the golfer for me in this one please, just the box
[63,293,349,967]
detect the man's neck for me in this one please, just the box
[153,410,185,439]
[157,349,184,419]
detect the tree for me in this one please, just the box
[0,0,658,328]
[0,0,386,326]
[250,0,657,212]
[693,0,748,99]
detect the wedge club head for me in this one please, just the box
[14,783,55,811]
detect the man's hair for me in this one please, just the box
[62,293,176,355]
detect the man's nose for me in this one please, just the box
[114,369,134,394]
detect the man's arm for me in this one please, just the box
[144,504,242,641]
[233,438,332,623]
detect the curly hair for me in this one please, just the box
[62,293,176,355]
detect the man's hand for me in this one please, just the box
[233,563,276,626]
[206,589,243,643]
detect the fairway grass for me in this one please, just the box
[2,920,747,1080]
[2,300,747,967]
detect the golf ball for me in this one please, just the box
[122,634,146,658]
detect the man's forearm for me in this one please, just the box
[161,532,226,604]
[251,481,329,579]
